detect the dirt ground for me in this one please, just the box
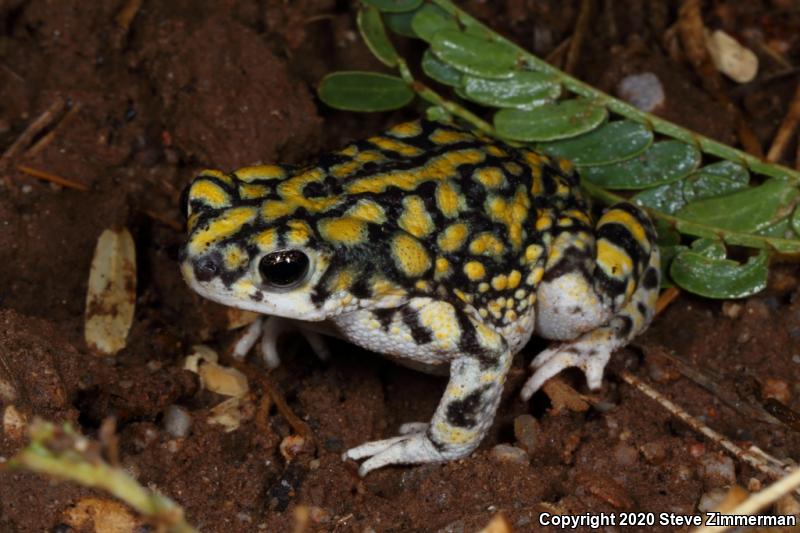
[1,1,800,532]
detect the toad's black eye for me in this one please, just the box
[259,250,310,290]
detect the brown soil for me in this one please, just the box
[1,1,800,532]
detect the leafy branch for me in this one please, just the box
[318,0,800,298]
[7,420,198,533]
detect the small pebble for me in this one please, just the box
[747,477,762,492]
[705,29,758,83]
[198,362,249,397]
[613,442,639,466]
[2,405,26,439]
[699,453,736,487]
[697,487,729,512]
[513,414,540,455]
[616,72,665,112]
[639,441,667,465]
[163,404,192,438]
[761,378,791,405]
[0,378,17,402]
[489,444,529,465]
[280,435,306,461]
[309,507,331,524]
[721,302,742,319]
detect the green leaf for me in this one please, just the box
[384,11,418,37]
[756,217,794,238]
[633,182,686,214]
[791,204,800,236]
[690,238,726,260]
[426,106,450,121]
[362,0,422,12]
[460,71,560,109]
[430,30,520,79]
[658,244,687,288]
[318,72,414,112]
[357,6,399,67]
[410,4,457,42]
[538,120,653,166]
[654,217,681,246]
[421,49,462,87]
[493,99,608,142]
[682,161,750,203]
[583,140,701,190]
[670,250,769,299]
[676,178,799,233]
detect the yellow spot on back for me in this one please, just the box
[599,209,649,250]
[429,128,473,144]
[473,167,505,189]
[464,261,486,281]
[535,215,552,231]
[372,278,407,298]
[486,145,507,157]
[198,169,233,186]
[478,282,489,293]
[346,199,386,224]
[355,150,385,163]
[388,121,423,138]
[331,160,361,178]
[328,268,356,293]
[286,220,312,246]
[189,180,230,209]
[262,200,296,221]
[438,223,469,252]
[278,168,341,213]
[491,274,508,291]
[435,257,450,276]
[239,183,269,200]
[508,270,521,289]
[318,217,367,246]
[338,144,358,157]
[369,136,422,157]
[597,238,634,279]
[525,244,543,263]
[346,149,484,195]
[223,245,247,270]
[399,196,434,238]
[253,228,277,250]
[504,162,522,175]
[392,233,431,277]
[485,186,530,249]
[558,158,574,172]
[415,280,431,292]
[234,165,286,182]
[190,207,257,254]
[469,233,505,257]
[436,181,462,218]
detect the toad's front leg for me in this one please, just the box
[343,308,511,476]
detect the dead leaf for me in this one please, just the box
[84,228,136,356]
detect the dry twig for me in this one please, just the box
[620,370,795,485]
[677,0,763,157]
[564,0,593,74]
[0,99,66,172]
[767,82,800,163]
[655,286,681,316]
[17,165,89,192]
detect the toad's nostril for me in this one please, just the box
[193,255,221,281]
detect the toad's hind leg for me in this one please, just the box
[522,203,660,399]
[342,300,512,476]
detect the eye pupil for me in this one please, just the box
[259,250,310,289]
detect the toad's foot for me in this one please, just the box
[520,329,615,400]
[343,430,447,477]
[232,316,330,368]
